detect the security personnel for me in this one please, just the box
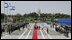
[8,24,12,34]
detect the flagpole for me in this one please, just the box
[4,1,5,23]
[7,5,8,23]
[6,2,8,23]
[9,8,11,22]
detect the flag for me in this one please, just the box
[8,17,13,22]
[10,6,15,10]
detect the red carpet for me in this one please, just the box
[32,23,38,39]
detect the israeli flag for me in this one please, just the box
[4,2,11,8]
[10,6,15,10]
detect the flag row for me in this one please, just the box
[4,2,15,10]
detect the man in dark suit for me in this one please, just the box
[18,25,21,31]
[1,28,2,36]
[38,26,40,30]
[8,24,12,34]
[47,28,49,33]
[64,25,69,37]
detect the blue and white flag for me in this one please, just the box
[10,6,15,10]
[4,2,11,8]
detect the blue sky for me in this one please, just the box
[1,1,71,15]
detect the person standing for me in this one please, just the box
[8,24,12,34]
[64,25,69,37]
[18,24,21,31]
[55,24,60,32]
[22,24,24,29]
[34,26,35,29]
[47,28,49,33]
[53,22,55,28]
[1,27,2,36]
[25,23,27,28]
[37,26,38,29]
[10,24,13,32]
[39,26,40,30]
[50,23,52,28]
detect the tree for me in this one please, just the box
[1,13,6,19]
[28,12,38,18]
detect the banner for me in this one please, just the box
[58,18,71,25]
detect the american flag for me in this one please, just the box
[8,17,13,22]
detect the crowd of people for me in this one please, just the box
[52,22,70,37]
[1,22,29,35]
[1,22,70,38]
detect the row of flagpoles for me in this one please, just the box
[4,1,15,22]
